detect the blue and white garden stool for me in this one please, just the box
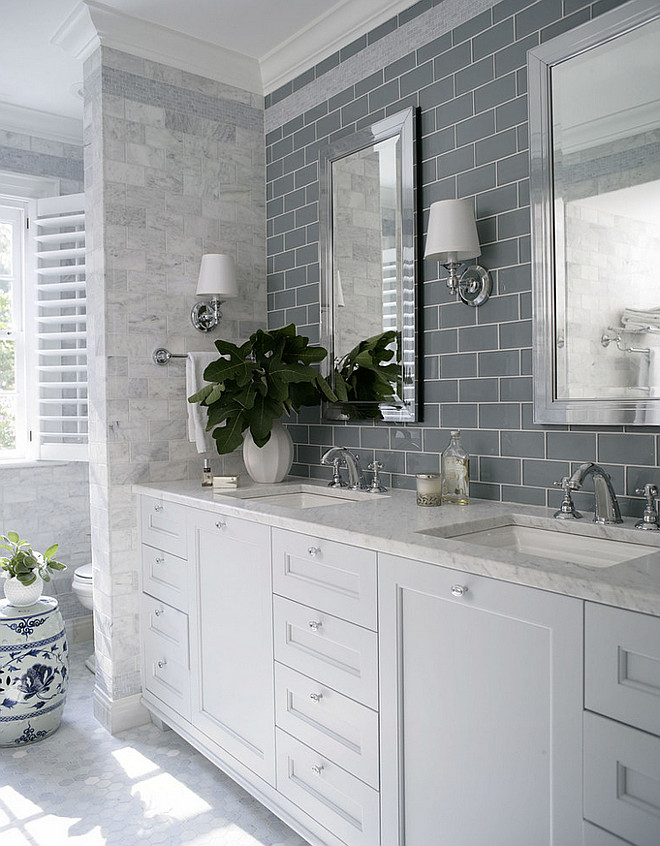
[0,597,69,746]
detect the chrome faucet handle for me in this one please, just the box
[328,456,348,489]
[553,477,583,520]
[634,484,660,530]
[367,460,387,493]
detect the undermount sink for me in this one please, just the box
[220,483,382,509]
[421,520,660,568]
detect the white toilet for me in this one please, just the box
[72,563,95,673]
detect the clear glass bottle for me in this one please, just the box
[441,430,469,504]
[202,458,213,487]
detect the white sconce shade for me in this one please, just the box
[423,199,491,307]
[196,253,238,298]
[424,199,481,263]
[191,254,238,332]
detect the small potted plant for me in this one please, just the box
[1,532,66,607]
[189,324,337,482]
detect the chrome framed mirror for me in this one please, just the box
[319,107,417,422]
[529,0,660,425]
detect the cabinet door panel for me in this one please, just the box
[191,513,275,785]
[379,553,583,846]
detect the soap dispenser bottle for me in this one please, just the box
[202,458,212,487]
[441,430,469,504]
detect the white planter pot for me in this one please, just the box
[3,575,44,607]
[243,422,294,484]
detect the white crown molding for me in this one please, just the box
[55,0,262,95]
[260,0,416,95]
[0,101,83,145]
[51,1,100,63]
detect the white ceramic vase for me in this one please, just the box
[242,421,294,484]
[3,575,44,607]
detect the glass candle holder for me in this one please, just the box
[416,473,442,507]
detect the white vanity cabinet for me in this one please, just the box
[583,603,660,846]
[378,552,584,846]
[189,509,276,785]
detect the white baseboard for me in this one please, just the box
[93,687,151,735]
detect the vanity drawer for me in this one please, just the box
[276,729,379,846]
[141,594,189,669]
[272,528,377,630]
[143,630,191,722]
[140,495,188,559]
[274,662,379,789]
[141,544,188,611]
[273,596,378,709]
[584,712,660,846]
[585,603,660,737]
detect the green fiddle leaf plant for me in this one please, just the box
[333,330,401,419]
[188,324,338,455]
[0,532,66,586]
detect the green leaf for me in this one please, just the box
[7,531,19,543]
[333,371,349,403]
[212,338,242,358]
[204,356,255,386]
[247,395,283,446]
[44,544,59,560]
[212,411,247,454]
[314,373,338,403]
[187,384,214,404]
[205,384,226,405]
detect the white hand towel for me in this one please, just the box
[186,352,219,454]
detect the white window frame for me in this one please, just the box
[0,200,29,459]
[0,176,87,463]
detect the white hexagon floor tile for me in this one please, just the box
[0,643,310,846]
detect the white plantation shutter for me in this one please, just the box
[34,194,87,460]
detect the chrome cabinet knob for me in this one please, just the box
[309,693,323,703]
[153,504,164,512]
[307,546,321,557]
[155,556,165,564]
[215,520,226,529]
[157,659,167,669]
[451,584,468,597]
[154,607,164,617]
[308,620,322,631]
[311,764,324,775]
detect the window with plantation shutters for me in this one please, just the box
[34,194,87,460]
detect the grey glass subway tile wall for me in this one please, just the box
[264,0,655,516]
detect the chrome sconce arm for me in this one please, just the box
[191,298,226,333]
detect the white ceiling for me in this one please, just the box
[0,0,414,143]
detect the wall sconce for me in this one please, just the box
[191,253,238,332]
[423,199,491,307]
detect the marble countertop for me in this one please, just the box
[134,478,660,617]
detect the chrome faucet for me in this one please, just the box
[564,463,623,525]
[321,447,368,491]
